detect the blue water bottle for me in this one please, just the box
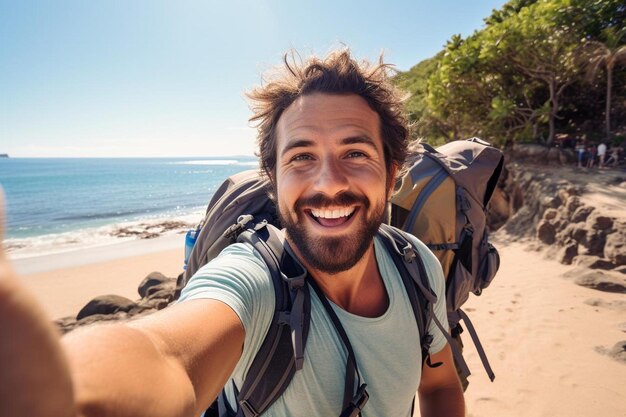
[184,227,199,270]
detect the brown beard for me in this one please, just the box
[278,191,386,275]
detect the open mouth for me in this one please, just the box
[306,206,357,227]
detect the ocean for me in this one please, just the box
[0,157,259,258]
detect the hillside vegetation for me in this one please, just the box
[395,0,626,147]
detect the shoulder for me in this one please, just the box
[178,242,276,333]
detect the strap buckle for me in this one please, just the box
[340,384,369,417]
[402,244,416,263]
[223,214,255,239]
[239,399,259,417]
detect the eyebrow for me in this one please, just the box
[280,135,378,157]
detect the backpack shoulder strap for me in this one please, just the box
[377,224,470,378]
[221,221,310,417]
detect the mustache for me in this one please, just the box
[294,192,369,212]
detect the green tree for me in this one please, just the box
[579,27,626,141]
[486,0,580,145]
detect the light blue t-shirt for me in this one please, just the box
[179,234,448,417]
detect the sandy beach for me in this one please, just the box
[15,234,183,319]
[13,228,626,417]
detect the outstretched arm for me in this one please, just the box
[0,190,245,417]
[417,343,465,417]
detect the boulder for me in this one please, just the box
[557,222,587,244]
[146,287,175,304]
[573,255,616,270]
[537,220,556,244]
[564,196,582,217]
[581,231,606,257]
[76,295,137,320]
[586,212,614,231]
[511,143,549,161]
[604,232,626,266]
[547,147,561,164]
[574,271,626,294]
[488,187,511,230]
[138,271,171,298]
[608,341,626,363]
[571,206,594,223]
[543,208,559,221]
[558,241,578,265]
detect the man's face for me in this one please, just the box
[273,93,394,275]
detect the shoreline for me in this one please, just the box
[11,232,184,275]
[17,243,183,320]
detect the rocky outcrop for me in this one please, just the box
[55,272,178,334]
[490,162,626,279]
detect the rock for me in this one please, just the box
[564,196,582,217]
[547,147,561,164]
[488,187,510,230]
[511,143,549,161]
[560,148,575,164]
[608,341,626,363]
[557,222,587,244]
[573,255,616,270]
[615,265,626,275]
[76,311,129,327]
[543,208,558,221]
[558,241,578,265]
[545,196,562,209]
[54,316,78,335]
[138,272,171,298]
[76,295,137,320]
[604,232,626,266]
[574,271,626,293]
[571,206,594,223]
[537,220,556,244]
[586,212,614,231]
[581,231,606,257]
[146,288,175,304]
[138,298,170,311]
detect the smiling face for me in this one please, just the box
[273,93,395,275]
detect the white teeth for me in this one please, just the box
[311,207,355,219]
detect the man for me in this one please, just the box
[0,49,464,417]
[597,142,607,168]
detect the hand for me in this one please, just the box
[0,187,76,417]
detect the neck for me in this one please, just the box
[289,240,389,318]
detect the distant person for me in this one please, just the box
[605,145,621,167]
[0,48,464,417]
[587,144,597,168]
[575,140,586,168]
[597,142,607,168]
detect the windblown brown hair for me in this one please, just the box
[247,48,410,184]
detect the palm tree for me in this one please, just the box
[580,27,626,142]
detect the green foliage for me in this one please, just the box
[393,0,626,147]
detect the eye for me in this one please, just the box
[346,151,367,159]
[291,153,314,162]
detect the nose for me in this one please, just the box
[313,156,349,197]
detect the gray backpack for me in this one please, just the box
[390,137,504,381]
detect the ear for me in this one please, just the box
[386,163,398,201]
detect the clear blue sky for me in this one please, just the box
[1,0,506,157]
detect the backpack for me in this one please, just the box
[177,170,467,417]
[390,137,504,381]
